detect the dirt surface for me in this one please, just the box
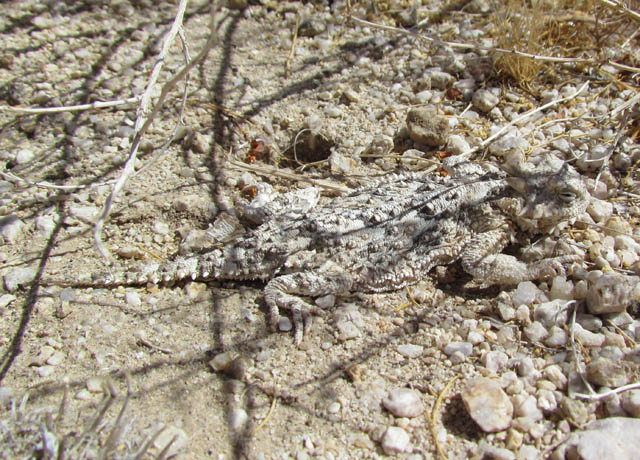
[1,1,640,459]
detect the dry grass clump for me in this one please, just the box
[0,386,174,460]
[492,1,550,87]
[491,0,640,88]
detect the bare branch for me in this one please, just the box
[0,97,141,115]
[94,0,220,257]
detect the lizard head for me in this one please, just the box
[504,157,590,232]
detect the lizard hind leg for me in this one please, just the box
[263,262,354,345]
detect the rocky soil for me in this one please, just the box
[1,0,640,459]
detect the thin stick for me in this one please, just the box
[228,159,350,194]
[596,0,640,23]
[0,170,117,191]
[0,96,141,115]
[94,0,220,257]
[573,382,640,401]
[251,396,277,435]
[284,14,300,77]
[567,302,596,398]
[429,376,458,460]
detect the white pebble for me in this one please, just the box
[381,427,411,455]
[443,341,472,357]
[4,267,37,292]
[278,316,293,332]
[0,216,24,244]
[315,294,335,309]
[36,215,56,235]
[229,408,248,431]
[0,294,16,308]
[511,281,541,306]
[524,321,548,343]
[125,292,141,307]
[462,378,513,432]
[483,350,508,373]
[622,389,640,417]
[513,394,543,421]
[397,344,424,358]
[15,149,35,164]
[382,388,424,418]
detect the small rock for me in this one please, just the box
[74,389,92,401]
[443,341,473,357]
[327,401,341,414]
[324,105,342,118]
[125,292,141,307]
[587,198,614,223]
[518,445,539,460]
[278,316,293,332]
[15,148,35,164]
[0,215,24,243]
[329,151,355,175]
[574,325,605,347]
[184,282,207,301]
[447,134,471,155]
[381,426,411,455]
[209,351,239,372]
[397,344,424,358]
[363,134,394,158]
[68,205,100,222]
[153,222,169,235]
[621,389,640,417]
[488,135,529,158]
[229,408,248,431]
[0,294,16,309]
[382,388,425,418]
[511,281,541,306]
[551,417,640,460]
[544,326,568,347]
[298,16,326,37]
[428,70,455,89]
[86,377,104,393]
[4,267,36,292]
[472,89,499,112]
[334,304,363,341]
[46,351,64,366]
[462,378,513,432]
[524,321,548,343]
[549,276,574,300]
[586,358,630,387]
[37,365,55,378]
[479,442,515,460]
[537,389,557,412]
[559,398,589,427]
[315,294,335,309]
[116,246,146,260]
[513,394,543,421]
[483,350,508,373]
[36,215,56,235]
[406,107,450,147]
[586,273,636,314]
[533,299,568,328]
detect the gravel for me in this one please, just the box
[1,1,639,458]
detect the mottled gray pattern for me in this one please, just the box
[50,157,590,344]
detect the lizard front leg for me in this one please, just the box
[263,261,354,344]
[461,226,579,285]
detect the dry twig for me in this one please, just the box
[0,96,141,115]
[94,0,221,257]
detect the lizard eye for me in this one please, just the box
[558,190,576,202]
